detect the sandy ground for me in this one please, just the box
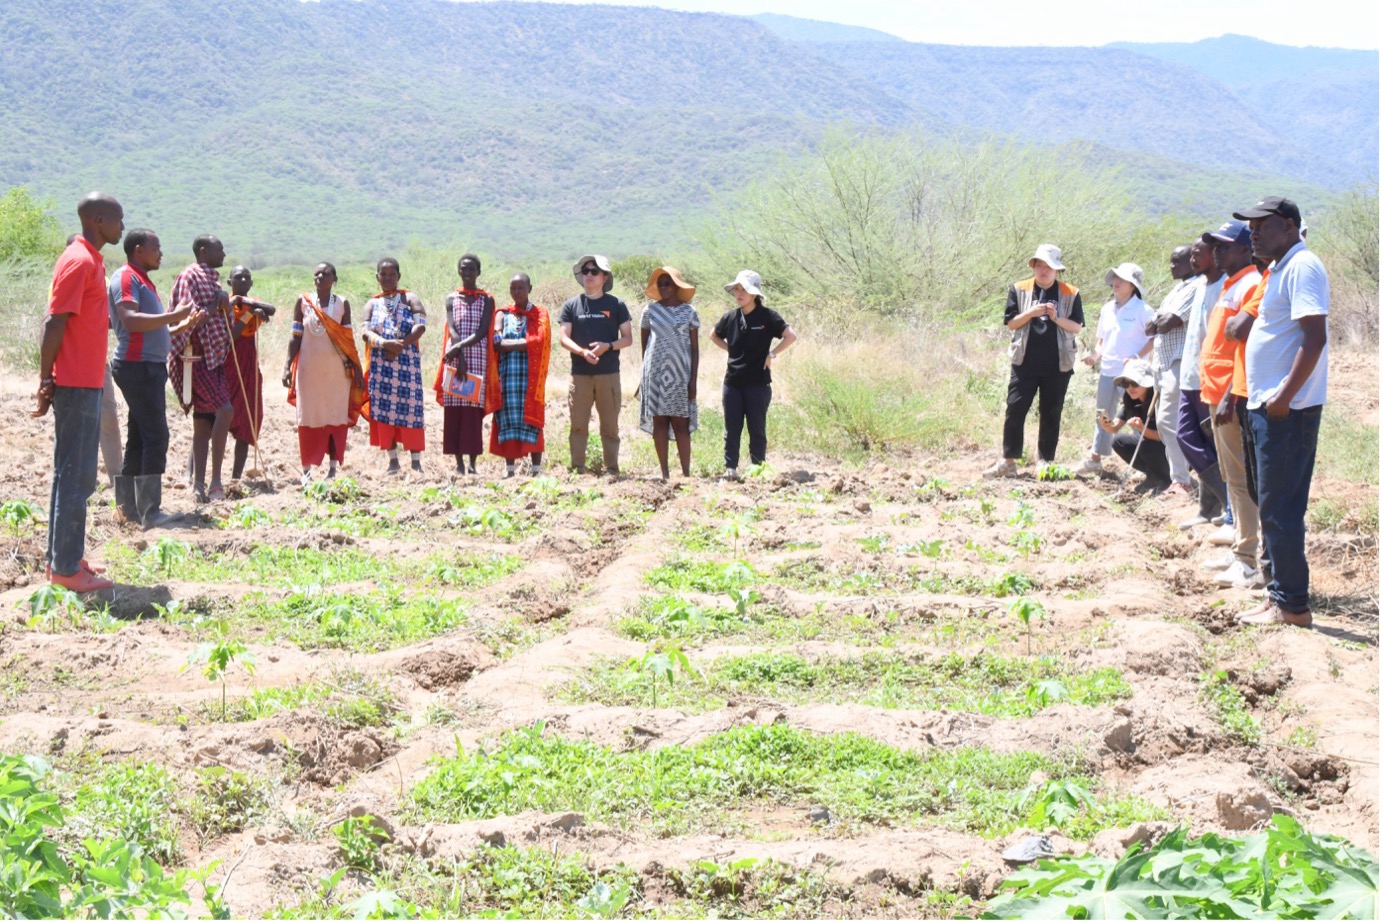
[0,352,1376,918]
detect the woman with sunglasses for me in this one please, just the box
[638,266,700,480]
[709,270,796,479]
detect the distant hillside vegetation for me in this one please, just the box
[0,0,1370,262]
[750,13,905,43]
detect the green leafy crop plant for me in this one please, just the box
[408,722,1113,837]
[646,557,757,593]
[561,651,1131,717]
[985,815,1377,920]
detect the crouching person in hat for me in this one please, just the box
[984,244,1084,479]
[1081,263,1154,474]
[559,255,632,478]
[1099,359,1171,494]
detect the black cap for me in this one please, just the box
[1233,196,1302,224]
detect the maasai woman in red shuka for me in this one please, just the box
[485,273,550,477]
[225,265,276,480]
[433,254,493,475]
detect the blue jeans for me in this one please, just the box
[1089,374,1123,456]
[48,386,103,576]
[723,382,771,469]
[1248,404,1322,614]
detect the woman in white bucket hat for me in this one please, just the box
[1079,262,1155,474]
[983,244,1085,479]
[709,270,797,479]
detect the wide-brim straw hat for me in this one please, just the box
[644,266,696,302]
[572,254,614,294]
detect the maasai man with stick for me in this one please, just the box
[435,254,493,475]
[361,257,428,475]
[284,263,366,485]
[226,265,276,480]
[485,273,550,477]
[168,234,237,502]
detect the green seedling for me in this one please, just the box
[145,537,191,575]
[720,560,755,588]
[1007,503,1035,528]
[746,462,776,481]
[1,498,42,536]
[1036,463,1075,482]
[522,475,561,502]
[858,534,891,553]
[575,879,633,919]
[1025,678,1068,709]
[719,515,756,557]
[625,644,695,709]
[27,584,84,631]
[1009,597,1046,655]
[919,476,950,497]
[226,503,270,528]
[1023,778,1094,827]
[728,587,761,620]
[992,572,1033,598]
[901,538,945,558]
[333,813,388,871]
[182,636,257,721]
[1011,530,1042,556]
[979,497,997,521]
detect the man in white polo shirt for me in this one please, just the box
[1232,197,1328,628]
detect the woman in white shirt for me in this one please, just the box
[1081,263,1155,474]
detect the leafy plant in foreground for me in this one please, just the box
[625,644,696,709]
[1,498,41,536]
[27,584,83,631]
[0,755,197,917]
[984,815,1378,920]
[145,536,191,575]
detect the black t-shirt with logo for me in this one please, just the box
[559,294,632,375]
[714,305,789,387]
[1004,282,1084,377]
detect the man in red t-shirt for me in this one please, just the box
[34,193,124,592]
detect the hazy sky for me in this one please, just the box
[471,0,1379,49]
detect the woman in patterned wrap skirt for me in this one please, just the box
[638,266,700,481]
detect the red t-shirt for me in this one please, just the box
[46,237,109,388]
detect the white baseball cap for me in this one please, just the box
[724,269,765,300]
[1029,244,1064,271]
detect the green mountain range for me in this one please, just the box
[1,1,1373,263]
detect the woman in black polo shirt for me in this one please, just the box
[709,270,797,479]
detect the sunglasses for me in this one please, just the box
[581,266,604,277]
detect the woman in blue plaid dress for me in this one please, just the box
[361,258,428,475]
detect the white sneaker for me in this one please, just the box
[1078,458,1104,474]
[722,467,740,481]
[1208,524,1236,546]
[1201,552,1235,572]
[1178,514,1211,530]
[982,459,1018,479]
[1214,560,1257,588]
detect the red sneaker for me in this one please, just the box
[44,560,107,578]
[50,568,114,593]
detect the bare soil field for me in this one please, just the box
[0,354,1376,919]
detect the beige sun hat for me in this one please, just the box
[1114,358,1156,390]
[644,266,696,303]
[1104,262,1146,299]
[723,269,765,300]
[1029,244,1065,271]
[572,254,614,294]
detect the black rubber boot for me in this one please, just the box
[134,475,177,530]
[113,475,138,525]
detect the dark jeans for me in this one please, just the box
[1248,404,1322,614]
[1002,368,1071,462]
[723,382,771,469]
[48,386,102,576]
[1112,431,1170,491]
[112,360,170,476]
[1234,396,1273,581]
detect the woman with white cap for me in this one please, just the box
[1080,262,1155,474]
[984,244,1085,479]
[710,270,797,479]
[638,266,700,481]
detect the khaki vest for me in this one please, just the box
[1009,279,1080,373]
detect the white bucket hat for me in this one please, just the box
[572,254,614,294]
[724,269,765,300]
[1029,244,1064,271]
[1104,262,1145,299]
[1114,358,1156,390]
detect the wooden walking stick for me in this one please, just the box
[223,310,267,480]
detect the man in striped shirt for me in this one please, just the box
[1144,244,1197,498]
[169,235,234,502]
